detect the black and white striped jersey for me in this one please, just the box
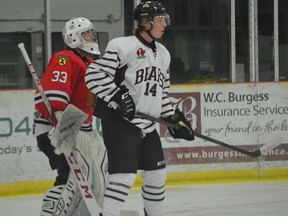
[85,33,174,133]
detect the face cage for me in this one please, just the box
[76,28,100,55]
[80,29,98,43]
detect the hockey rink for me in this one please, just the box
[0,181,287,216]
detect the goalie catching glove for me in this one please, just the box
[164,109,195,141]
[109,85,136,121]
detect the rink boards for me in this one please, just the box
[0,82,288,196]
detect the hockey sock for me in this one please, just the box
[103,173,136,216]
[141,168,166,216]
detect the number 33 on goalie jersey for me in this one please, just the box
[85,34,174,133]
[34,49,95,136]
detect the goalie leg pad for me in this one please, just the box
[140,168,167,216]
[90,130,108,207]
[74,130,108,208]
[41,185,64,216]
[42,129,108,216]
[40,175,82,216]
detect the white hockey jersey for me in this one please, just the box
[85,33,174,133]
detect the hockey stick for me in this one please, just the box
[18,43,103,216]
[136,112,282,158]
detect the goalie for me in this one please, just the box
[34,17,108,216]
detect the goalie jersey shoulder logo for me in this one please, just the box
[58,55,70,66]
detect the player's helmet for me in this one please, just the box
[62,17,100,55]
[134,1,170,27]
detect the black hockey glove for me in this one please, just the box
[110,85,135,121]
[164,109,195,141]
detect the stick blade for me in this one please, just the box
[250,149,261,158]
[259,135,283,154]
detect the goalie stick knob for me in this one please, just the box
[18,43,25,49]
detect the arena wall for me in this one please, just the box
[1,82,288,196]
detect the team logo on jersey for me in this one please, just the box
[136,48,146,59]
[58,55,70,66]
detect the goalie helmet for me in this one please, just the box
[134,1,170,27]
[62,17,100,55]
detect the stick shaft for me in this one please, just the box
[18,43,52,115]
[194,132,260,157]
[136,111,260,158]
[18,43,102,215]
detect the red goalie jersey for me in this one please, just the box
[34,49,95,136]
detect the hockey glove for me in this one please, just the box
[165,109,195,141]
[50,104,88,157]
[110,85,136,121]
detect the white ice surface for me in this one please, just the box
[0,181,287,216]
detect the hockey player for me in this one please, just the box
[85,1,194,216]
[34,17,108,215]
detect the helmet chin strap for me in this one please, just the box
[146,21,155,40]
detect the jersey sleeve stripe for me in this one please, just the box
[101,56,118,63]
[85,73,110,85]
[161,109,174,117]
[104,51,121,62]
[162,102,171,108]
[94,61,117,71]
[34,90,70,104]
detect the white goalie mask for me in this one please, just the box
[62,17,100,55]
